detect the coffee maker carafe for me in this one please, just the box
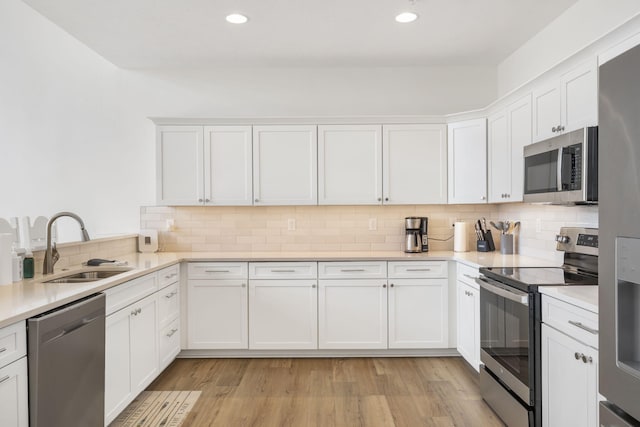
[404,217,422,253]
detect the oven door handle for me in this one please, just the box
[476,277,529,306]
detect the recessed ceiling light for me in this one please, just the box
[226,13,248,24]
[395,12,418,23]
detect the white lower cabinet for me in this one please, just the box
[541,294,599,427]
[187,279,248,349]
[187,262,248,349]
[318,279,388,349]
[456,263,480,371]
[541,324,598,427]
[0,357,28,427]
[105,292,159,425]
[249,279,318,349]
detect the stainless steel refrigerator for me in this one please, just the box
[599,42,640,426]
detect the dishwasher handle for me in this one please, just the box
[44,314,103,345]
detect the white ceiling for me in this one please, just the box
[23,0,579,69]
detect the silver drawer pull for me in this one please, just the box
[166,328,178,337]
[205,270,230,273]
[0,347,6,354]
[406,268,431,272]
[568,320,598,335]
[164,273,177,279]
[340,269,366,272]
[165,291,178,299]
[463,274,477,279]
[0,375,10,384]
[271,269,296,273]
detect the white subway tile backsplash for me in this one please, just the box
[139,203,598,258]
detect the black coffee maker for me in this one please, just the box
[420,217,428,252]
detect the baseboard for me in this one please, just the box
[177,348,460,358]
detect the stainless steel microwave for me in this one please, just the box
[523,127,598,204]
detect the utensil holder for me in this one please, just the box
[500,234,514,254]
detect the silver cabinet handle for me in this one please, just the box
[205,199,210,202]
[312,284,316,288]
[462,274,477,280]
[406,268,431,272]
[574,352,581,360]
[390,283,394,288]
[568,320,598,335]
[205,270,230,273]
[242,283,246,288]
[198,198,203,202]
[0,375,10,384]
[377,197,382,202]
[383,284,387,288]
[166,328,178,337]
[255,198,259,202]
[0,347,6,354]
[385,197,389,202]
[581,354,593,364]
[164,273,178,279]
[480,196,486,200]
[165,291,178,299]
[552,126,558,132]
[271,269,296,273]
[131,309,137,316]
[340,269,366,272]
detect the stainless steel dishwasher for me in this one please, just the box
[28,293,105,427]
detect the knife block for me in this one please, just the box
[476,230,496,252]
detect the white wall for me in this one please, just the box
[498,0,640,95]
[0,0,154,240]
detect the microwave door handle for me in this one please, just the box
[557,147,563,191]
[475,277,529,306]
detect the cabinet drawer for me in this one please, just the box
[158,283,180,327]
[249,262,317,279]
[0,321,26,369]
[542,295,598,349]
[158,264,180,289]
[105,273,158,316]
[388,261,448,278]
[457,262,480,289]
[318,261,386,279]
[188,262,248,279]
[159,318,180,370]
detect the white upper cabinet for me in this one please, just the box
[383,124,447,204]
[318,125,382,205]
[253,125,318,205]
[447,118,487,204]
[156,126,204,205]
[204,126,253,205]
[488,94,532,203]
[157,125,252,206]
[533,59,597,142]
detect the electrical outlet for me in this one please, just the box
[536,218,542,233]
[166,219,175,231]
[287,218,296,231]
[368,218,377,231]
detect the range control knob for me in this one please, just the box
[556,235,570,244]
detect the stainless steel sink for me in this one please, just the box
[43,267,133,284]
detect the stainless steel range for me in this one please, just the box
[476,227,598,427]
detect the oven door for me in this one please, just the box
[477,276,533,405]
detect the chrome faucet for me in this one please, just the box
[43,211,91,274]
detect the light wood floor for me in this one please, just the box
[148,357,505,427]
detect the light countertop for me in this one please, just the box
[0,250,564,329]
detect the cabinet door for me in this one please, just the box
[159,318,181,371]
[318,125,382,205]
[383,124,447,204]
[388,278,448,349]
[130,294,159,394]
[533,82,561,142]
[156,125,204,205]
[105,307,133,425]
[507,94,532,202]
[542,324,598,427]
[487,110,510,203]
[253,125,317,205]
[447,118,487,204]
[204,126,253,206]
[561,59,597,133]
[249,280,318,349]
[0,357,28,427]
[318,279,388,349]
[187,279,248,349]
[456,281,480,371]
